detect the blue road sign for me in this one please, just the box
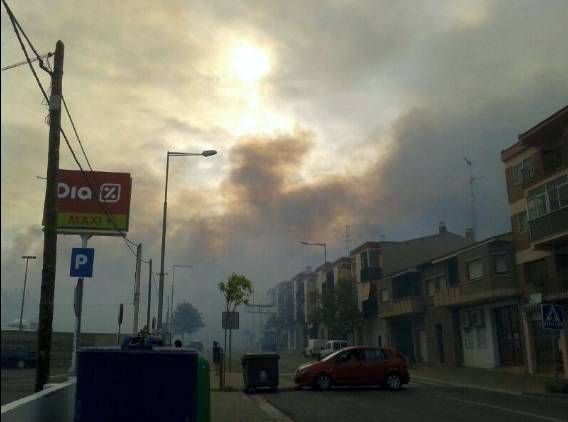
[541,304,565,330]
[70,248,95,278]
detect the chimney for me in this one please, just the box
[438,222,447,234]
[465,228,475,242]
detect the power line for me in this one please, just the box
[2,1,139,257]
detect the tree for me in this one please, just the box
[218,273,253,313]
[172,301,204,336]
[218,273,253,375]
[314,280,362,342]
[335,279,363,343]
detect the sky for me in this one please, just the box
[1,0,567,340]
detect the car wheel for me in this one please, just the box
[385,373,402,391]
[314,374,332,391]
[17,360,26,369]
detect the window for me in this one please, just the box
[494,254,509,275]
[426,279,436,296]
[369,249,380,267]
[543,147,563,174]
[463,330,475,349]
[515,211,528,233]
[527,175,568,220]
[426,275,447,296]
[467,259,483,280]
[379,288,390,302]
[511,157,535,186]
[363,349,382,361]
[360,251,369,269]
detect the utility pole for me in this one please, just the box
[36,40,64,392]
[19,256,36,331]
[132,243,142,334]
[146,259,152,331]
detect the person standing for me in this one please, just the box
[212,341,222,375]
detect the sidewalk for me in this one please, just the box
[210,371,295,422]
[410,364,564,396]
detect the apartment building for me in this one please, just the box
[371,233,520,369]
[501,105,568,375]
[353,223,474,348]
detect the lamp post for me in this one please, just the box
[170,264,192,342]
[300,241,327,264]
[19,256,36,330]
[157,149,217,334]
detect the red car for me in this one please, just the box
[294,346,409,391]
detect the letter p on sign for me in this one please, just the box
[70,248,95,278]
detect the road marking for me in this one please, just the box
[433,394,566,422]
[245,393,294,421]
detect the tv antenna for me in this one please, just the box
[463,156,484,238]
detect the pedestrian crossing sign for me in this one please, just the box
[541,304,565,330]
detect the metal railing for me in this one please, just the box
[529,206,568,243]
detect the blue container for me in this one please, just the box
[75,346,198,422]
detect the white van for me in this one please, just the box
[320,340,348,358]
[304,339,326,358]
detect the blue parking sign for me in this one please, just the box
[541,304,565,330]
[70,248,95,278]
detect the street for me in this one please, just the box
[264,380,568,422]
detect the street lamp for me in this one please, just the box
[300,241,327,263]
[157,149,217,334]
[170,264,192,341]
[19,256,36,330]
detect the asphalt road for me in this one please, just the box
[1,368,70,405]
[263,380,568,422]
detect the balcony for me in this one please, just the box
[360,267,383,282]
[378,297,425,318]
[434,284,519,307]
[537,276,568,301]
[529,206,568,246]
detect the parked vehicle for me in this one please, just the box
[320,340,348,358]
[294,346,409,391]
[1,345,36,369]
[304,339,326,358]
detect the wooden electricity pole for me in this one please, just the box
[35,40,64,392]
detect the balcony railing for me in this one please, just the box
[434,285,519,307]
[360,267,383,282]
[529,206,568,243]
[378,296,425,318]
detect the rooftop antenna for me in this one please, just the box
[463,156,484,239]
[345,225,352,256]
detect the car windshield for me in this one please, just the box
[2,1,567,420]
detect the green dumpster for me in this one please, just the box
[196,354,211,422]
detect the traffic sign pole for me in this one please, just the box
[69,234,89,374]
